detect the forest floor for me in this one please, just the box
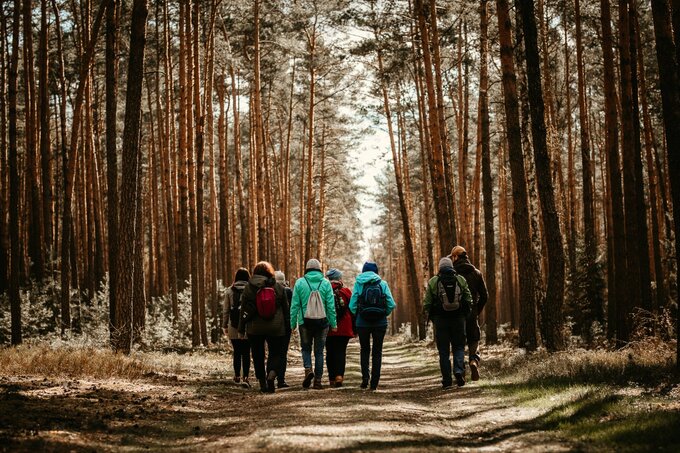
[1,337,679,452]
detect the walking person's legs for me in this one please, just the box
[326,336,338,385]
[264,335,283,393]
[278,331,291,387]
[248,335,267,392]
[434,319,454,387]
[453,316,467,387]
[369,327,387,390]
[357,327,371,388]
[335,336,350,386]
[299,325,315,388]
[230,339,242,381]
[312,326,329,389]
[466,314,481,380]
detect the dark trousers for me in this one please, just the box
[326,336,351,380]
[278,331,291,384]
[433,316,466,384]
[230,339,251,377]
[248,334,283,381]
[357,326,387,388]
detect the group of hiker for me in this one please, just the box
[222,246,487,393]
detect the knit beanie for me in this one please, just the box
[326,268,342,281]
[362,261,379,274]
[439,257,454,271]
[305,259,321,271]
[274,271,286,284]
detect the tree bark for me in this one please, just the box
[112,0,148,353]
[517,0,566,352]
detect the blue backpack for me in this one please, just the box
[358,280,387,322]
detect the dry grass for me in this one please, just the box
[487,338,678,387]
[0,344,157,379]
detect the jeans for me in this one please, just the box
[357,326,387,388]
[230,339,251,378]
[434,316,467,383]
[278,332,291,384]
[299,324,329,378]
[249,334,283,381]
[326,336,350,380]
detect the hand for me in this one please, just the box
[222,328,228,336]
[330,327,338,333]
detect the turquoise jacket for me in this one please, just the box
[349,271,396,328]
[290,270,337,329]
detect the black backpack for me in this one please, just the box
[229,287,243,329]
[358,280,387,322]
[333,284,348,318]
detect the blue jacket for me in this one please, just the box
[290,270,337,329]
[349,271,396,328]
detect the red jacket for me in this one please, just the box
[328,281,354,337]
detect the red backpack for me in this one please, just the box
[256,286,277,320]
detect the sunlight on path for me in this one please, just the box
[207,339,574,452]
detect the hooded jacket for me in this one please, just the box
[290,270,337,330]
[422,266,473,320]
[453,257,488,315]
[349,271,396,328]
[223,280,248,340]
[328,280,354,337]
[238,274,287,337]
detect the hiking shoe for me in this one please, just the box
[455,373,466,387]
[313,379,323,390]
[370,385,378,391]
[360,379,369,389]
[241,377,251,388]
[302,368,315,389]
[233,376,241,384]
[329,379,336,388]
[470,359,480,381]
[335,376,344,388]
[259,379,268,393]
[277,381,290,389]
[442,380,453,389]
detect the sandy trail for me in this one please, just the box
[0,339,575,452]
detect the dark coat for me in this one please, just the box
[453,258,488,315]
[238,275,288,337]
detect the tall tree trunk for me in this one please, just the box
[39,0,53,259]
[112,0,148,354]
[575,0,602,326]
[496,0,538,350]
[8,0,22,345]
[479,0,497,344]
[618,0,643,341]
[105,0,118,339]
[60,1,105,334]
[517,0,566,352]
[650,0,680,367]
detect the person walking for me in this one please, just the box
[223,267,252,388]
[423,257,473,388]
[451,246,488,381]
[238,261,288,393]
[290,259,337,390]
[325,268,354,388]
[275,270,293,388]
[349,261,396,390]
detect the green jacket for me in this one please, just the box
[290,270,337,329]
[422,271,473,320]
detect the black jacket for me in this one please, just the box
[453,258,488,315]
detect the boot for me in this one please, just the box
[312,379,323,390]
[241,376,251,389]
[470,359,480,381]
[329,378,336,388]
[302,368,314,389]
[335,376,344,388]
[266,370,276,393]
[259,378,268,393]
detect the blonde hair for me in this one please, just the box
[450,246,467,260]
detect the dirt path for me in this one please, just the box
[0,339,577,452]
